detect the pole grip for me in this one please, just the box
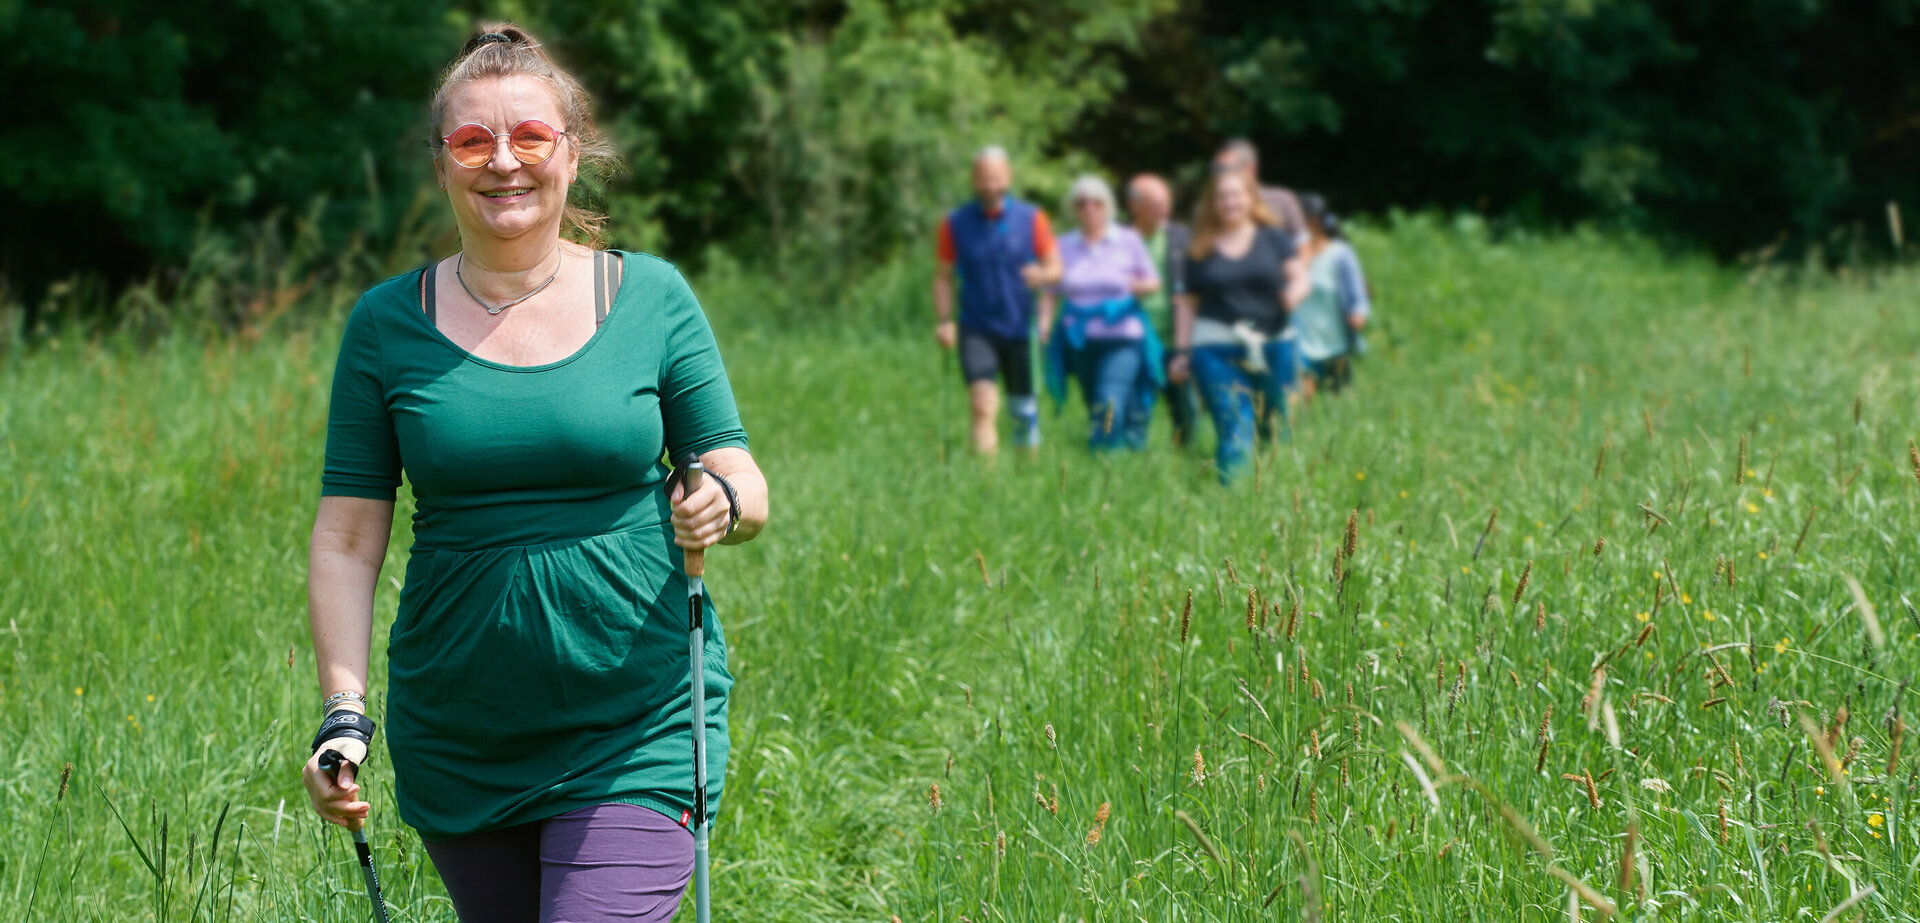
[676,455,707,578]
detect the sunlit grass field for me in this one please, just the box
[3,216,1917,920]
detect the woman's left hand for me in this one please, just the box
[670,475,731,551]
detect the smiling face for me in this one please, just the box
[1212,174,1253,227]
[435,75,579,246]
[1073,195,1109,235]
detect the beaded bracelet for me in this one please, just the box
[321,690,366,714]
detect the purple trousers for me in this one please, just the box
[422,803,693,922]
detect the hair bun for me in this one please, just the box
[461,25,534,58]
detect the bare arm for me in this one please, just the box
[932,266,957,350]
[1173,293,1198,351]
[1036,290,1057,345]
[1035,248,1064,287]
[302,494,394,828]
[1168,293,1198,383]
[1282,255,1311,310]
[932,267,954,325]
[673,446,769,549]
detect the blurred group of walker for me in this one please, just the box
[931,140,1371,483]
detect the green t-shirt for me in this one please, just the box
[1139,226,1172,337]
[321,251,747,839]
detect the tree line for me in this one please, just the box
[7,0,1917,322]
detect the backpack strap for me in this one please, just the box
[594,250,608,326]
[420,264,438,325]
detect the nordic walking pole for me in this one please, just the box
[317,749,391,923]
[675,454,714,923]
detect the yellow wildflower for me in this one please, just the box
[1869,813,1885,828]
[1757,551,1768,560]
[1745,502,1760,514]
[1635,611,1650,623]
[1681,593,1692,605]
[1703,610,1716,622]
[73,687,83,696]
[1399,490,1408,499]
[1774,639,1789,654]
[1355,471,1366,481]
[1815,786,1826,796]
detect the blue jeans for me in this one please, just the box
[1191,340,1297,481]
[1070,338,1148,452]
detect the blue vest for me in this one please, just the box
[949,197,1038,339]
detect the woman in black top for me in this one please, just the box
[1169,170,1309,482]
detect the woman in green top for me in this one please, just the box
[299,26,768,922]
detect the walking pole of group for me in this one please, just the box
[318,750,392,923]
[676,454,715,923]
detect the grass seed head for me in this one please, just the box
[1513,560,1534,605]
[1909,438,1920,486]
[1245,587,1259,635]
[1593,537,1605,557]
[1179,589,1193,644]
[929,782,942,815]
[1192,746,1207,786]
[1535,601,1546,633]
[1343,509,1359,560]
[995,830,1006,861]
[1735,433,1748,485]
[1043,723,1056,750]
[1617,823,1638,894]
[1086,801,1111,847]
[58,762,72,802]
[1716,797,1728,844]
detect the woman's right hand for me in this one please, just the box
[1168,353,1190,384]
[303,739,371,830]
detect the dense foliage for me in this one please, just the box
[6,0,1919,319]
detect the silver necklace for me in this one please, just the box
[456,252,561,315]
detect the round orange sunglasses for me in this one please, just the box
[440,120,567,169]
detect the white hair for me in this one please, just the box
[974,145,1010,166]
[1065,174,1116,222]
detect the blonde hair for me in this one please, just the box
[1188,171,1277,261]
[429,24,623,246]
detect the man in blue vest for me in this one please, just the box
[933,146,1062,454]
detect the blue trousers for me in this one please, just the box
[1069,338,1148,452]
[1191,340,1297,481]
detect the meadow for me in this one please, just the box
[2,214,1917,921]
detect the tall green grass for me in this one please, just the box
[2,215,1916,920]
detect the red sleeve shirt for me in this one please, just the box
[1030,210,1056,258]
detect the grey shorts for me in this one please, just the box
[958,330,1034,397]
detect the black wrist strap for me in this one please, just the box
[668,461,742,535]
[708,470,742,535]
[311,709,377,754]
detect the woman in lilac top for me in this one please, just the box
[1039,175,1162,451]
